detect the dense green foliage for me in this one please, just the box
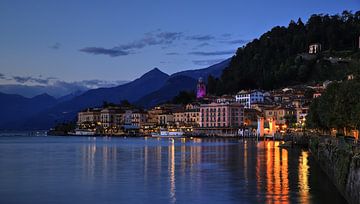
[306,79,360,133]
[49,122,76,135]
[172,91,196,105]
[208,11,360,95]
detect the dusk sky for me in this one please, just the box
[1,0,359,85]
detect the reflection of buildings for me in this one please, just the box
[256,141,289,203]
[298,151,309,203]
[169,141,176,203]
[254,141,310,203]
[81,139,118,181]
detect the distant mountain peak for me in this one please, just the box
[141,67,169,79]
[32,93,54,99]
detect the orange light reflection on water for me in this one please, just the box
[264,141,289,203]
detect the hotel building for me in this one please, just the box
[197,102,244,136]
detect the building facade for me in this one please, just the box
[235,90,264,108]
[77,108,101,125]
[131,112,148,128]
[199,102,244,128]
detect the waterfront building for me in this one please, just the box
[263,106,296,131]
[257,117,276,136]
[77,108,101,125]
[158,114,175,126]
[196,77,206,99]
[295,106,308,128]
[197,102,244,136]
[100,108,124,130]
[174,103,200,127]
[235,90,264,108]
[244,108,262,128]
[147,104,181,124]
[131,111,148,128]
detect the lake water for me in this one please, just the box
[0,136,347,204]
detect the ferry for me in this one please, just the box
[151,129,184,138]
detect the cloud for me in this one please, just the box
[186,35,214,41]
[80,31,183,57]
[197,42,210,47]
[157,32,183,41]
[79,47,131,57]
[75,79,127,88]
[12,76,53,85]
[193,59,226,66]
[49,43,61,50]
[189,50,234,56]
[223,39,250,45]
[12,76,32,83]
[0,73,5,79]
[166,52,179,55]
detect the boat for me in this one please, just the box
[151,129,184,138]
[73,129,96,136]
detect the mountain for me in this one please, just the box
[20,68,170,129]
[56,90,86,103]
[0,84,89,98]
[135,75,197,108]
[1,58,230,130]
[171,58,231,80]
[0,93,57,129]
[0,80,129,98]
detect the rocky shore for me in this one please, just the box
[309,136,360,204]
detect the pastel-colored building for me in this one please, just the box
[263,106,296,131]
[158,114,175,126]
[235,90,264,108]
[100,108,123,129]
[174,104,200,127]
[199,102,244,128]
[196,102,244,136]
[77,108,101,125]
[131,111,148,128]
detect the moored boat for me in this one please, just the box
[151,129,184,138]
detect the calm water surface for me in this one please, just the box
[0,136,347,204]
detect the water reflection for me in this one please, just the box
[19,137,345,204]
[299,151,309,203]
[169,140,176,203]
[263,141,289,203]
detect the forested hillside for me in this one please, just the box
[208,11,360,95]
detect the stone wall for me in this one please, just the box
[310,136,360,204]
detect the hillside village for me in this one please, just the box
[73,42,357,138]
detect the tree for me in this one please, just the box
[306,80,360,135]
[172,91,196,105]
[213,10,360,94]
[207,75,219,95]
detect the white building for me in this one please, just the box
[309,43,321,54]
[235,90,264,109]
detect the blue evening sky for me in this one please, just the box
[0,0,359,83]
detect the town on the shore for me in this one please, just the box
[73,44,358,139]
